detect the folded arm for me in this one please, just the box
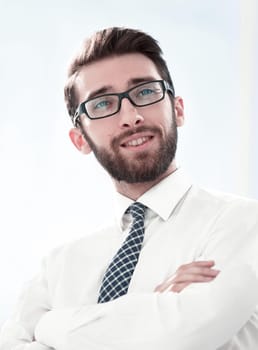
[35,264,258,350]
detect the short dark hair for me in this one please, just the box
[64,27,175,122]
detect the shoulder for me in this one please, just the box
[189,185,258,216]
[184,186,258,243]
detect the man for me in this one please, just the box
[1,27,258,350]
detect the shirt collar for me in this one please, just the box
[115,168,193,229]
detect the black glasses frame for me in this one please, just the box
[73,79,174,125]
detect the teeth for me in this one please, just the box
[126,137,149,147]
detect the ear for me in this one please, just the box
[69,127,92,154]
[174,96,185,127]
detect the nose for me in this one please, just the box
[118,98,144,129]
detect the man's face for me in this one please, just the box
[71,53,184,183]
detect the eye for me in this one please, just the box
[94,99,111,110]
[138,88,155,96]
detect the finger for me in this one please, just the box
[155,276,215,293]
[178,260,215,271]
[154,261,219,293]
[171,282,190,293]
[172,273,217,284]
[155,280,174,292]
[155,270,219,292]
[157,274,217,293]
[172,267,220,283]
[155,274,216,292]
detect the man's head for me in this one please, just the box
[65,27,184,185]
[64,27,175,119]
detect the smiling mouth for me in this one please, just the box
[121,136,153,148]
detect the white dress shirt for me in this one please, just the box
[1,169,258,350]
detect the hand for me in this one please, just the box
[155,260,220,293]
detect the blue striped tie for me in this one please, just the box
[98,202,146,303]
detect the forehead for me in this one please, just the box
[75,53,162,101]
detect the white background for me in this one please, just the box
[0,0,257,326]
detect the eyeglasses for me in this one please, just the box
[73,79,174,125]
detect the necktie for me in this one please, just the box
[98,202,146,303]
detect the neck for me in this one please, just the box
[113,161,177,200]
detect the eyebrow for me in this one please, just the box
[86,76,157,100]
[128,76,156,86]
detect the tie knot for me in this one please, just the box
[128,202,146,220]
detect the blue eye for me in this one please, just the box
[95,100,110,110]
[139,88,154,96]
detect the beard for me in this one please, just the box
[80,116,177,184]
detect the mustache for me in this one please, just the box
[111,126,162,148]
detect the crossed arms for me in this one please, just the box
[1,261,258,350]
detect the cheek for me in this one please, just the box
[156,96,173,118]
[84,119,116,144]
[158,104,174,130]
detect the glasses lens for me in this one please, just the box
[129,81,164,106]
[85,95,119,119]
